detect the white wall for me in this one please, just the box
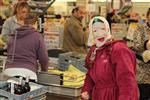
[52,2,68,15]
[132,2,150,16]
[51,1,150,16]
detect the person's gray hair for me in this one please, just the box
[24,13,38,25]
[72,6,85,14]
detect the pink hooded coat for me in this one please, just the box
[82,40,139,100]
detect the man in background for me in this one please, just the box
[63,6,88,54]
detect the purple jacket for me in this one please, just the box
[5,26,49,73]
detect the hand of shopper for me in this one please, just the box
[146,39,150,49]
[81,91,89,100]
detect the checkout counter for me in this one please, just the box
[37,71,83,100]
[46,93,81,100]
[0,0,84,99]
[0,50,84,100]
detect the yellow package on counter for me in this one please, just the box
[48,65,85,86]
[48,69,65,74]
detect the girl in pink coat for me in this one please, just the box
[81,16,139,100]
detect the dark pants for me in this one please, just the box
[138,84,150,100]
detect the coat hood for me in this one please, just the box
[7,26,37,63]
[10,26,35,39]
[85,40,126,69]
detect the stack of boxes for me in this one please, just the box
[58,52,87,72]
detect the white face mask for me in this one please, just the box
[88,16,111,47]
[92,22,109,47]
[93,22,107,47]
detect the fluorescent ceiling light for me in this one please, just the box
[55,0,150,2]
[55,0,76,2]
[91,0,111,1]
[132,0,150,2]
[91,0,150,2]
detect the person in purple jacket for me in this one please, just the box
[3,13,49,81]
